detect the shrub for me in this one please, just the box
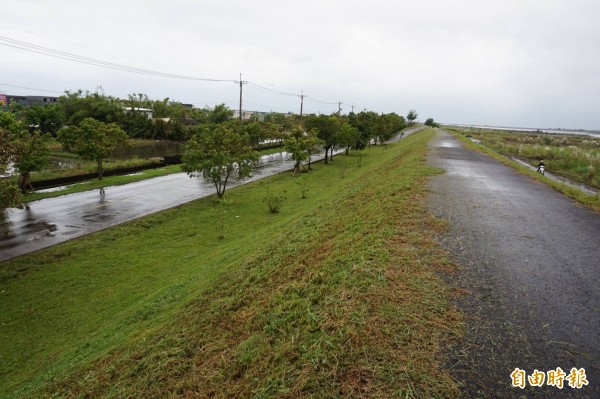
[262,190,286,214]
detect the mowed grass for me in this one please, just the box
[0,129,462,398]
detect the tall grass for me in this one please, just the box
[457,128,600,189]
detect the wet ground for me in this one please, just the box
[0,151,298,261]
[0,128,424,262]
[427,129,600,398]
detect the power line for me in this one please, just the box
[246,82,298,97]
[1,35,355,113]
[305,95,339,105]
[0,35,235,83]
[0,83,63,94]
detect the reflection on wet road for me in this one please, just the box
[0,151,299,261]
[428,129,600,397]
[0,129,422,262]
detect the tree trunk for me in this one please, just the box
[18,173,31,192]
[97,159,104,180]
[324,147,329,164]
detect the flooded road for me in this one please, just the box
[0,151,299,261]
[428,129,600,398]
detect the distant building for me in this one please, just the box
[233,110,269,121]
[123,107,153,120]
[4,95,59,106]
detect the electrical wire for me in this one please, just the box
[246,82,298,97]
[1,35,354,112]
[0,36,235,83]
[0,83,63,94]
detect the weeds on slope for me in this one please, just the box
[39,131,462,398]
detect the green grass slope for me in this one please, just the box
[1,129,462,398]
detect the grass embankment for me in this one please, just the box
[444,126,600,211]
[0,129,462,398]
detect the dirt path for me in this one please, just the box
[427,129,600,398]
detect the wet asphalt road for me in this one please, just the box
[427,129,600,398]
[0,129,423,262]
[0,151,300,261]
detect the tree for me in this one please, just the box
[303,114,340,164]
[58,118,129,180]
[59,90,124,126]
[243,121,280,148]
[349,111,378,149]
[337,122,360,154]
[425,117,439,127]
[182,122,258,198]
[284,127,323,174]
[0,111,23,209]
[22,104,64,137]
[121,107,153,138]
[14,131,50,192]
[207,104,234,124]
[407,109,418,125]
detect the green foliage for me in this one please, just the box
[13,131,51,191]
[0,179,21,210]
[284,127,324,173]
[262,190,286,214]
[303,114,340,163]
[59,90,124,126]
[0,111,24,207]
[58,118,129,179]
[121,107,153,138]
[242,120,280,147]
[407,109,419,125]
[295,175,310,199]
[425,117,439,127]
[265,112,300,134]
[182,122,258,198]
[337,122,360,153]
[21,104,64,137]
[464,129,600,189]
[207,103,234,123]
[2,130,461,399]
[348,110,379,149]
[341,110,405,147]
[375,112,407,142]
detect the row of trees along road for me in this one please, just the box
[2,88,414,206]
[181,111,408,198]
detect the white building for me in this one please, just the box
[123,107,154,120]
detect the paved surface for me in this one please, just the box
[0,151,299,261]
[0,128,421,262]
[427,129,600,398]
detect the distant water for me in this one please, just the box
[449,124,600,138]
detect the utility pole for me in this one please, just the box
[351,104,355,114]
[299,91,304,120]
[237,73,247,121]
[338,99,342,116]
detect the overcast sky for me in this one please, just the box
[2,0,599,130]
